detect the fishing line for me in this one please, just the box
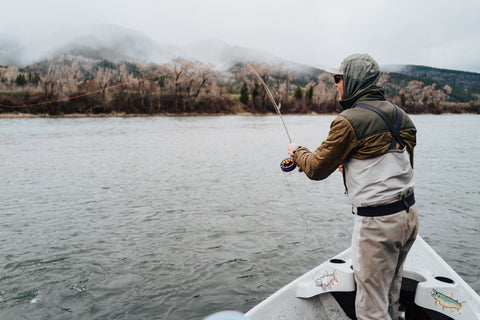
[281,171,322,247]
[237,57,322,248]
[239,59,293,142]
[0,67,188,109]
[236,58,297,172]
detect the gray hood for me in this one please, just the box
[338,54,385,109]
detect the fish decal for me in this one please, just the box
[314,270,341,291]
[431,289,466,313]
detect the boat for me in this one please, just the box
[207,235,480,320]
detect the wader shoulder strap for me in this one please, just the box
[356,103,406,150]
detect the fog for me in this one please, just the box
[2,0,480,72]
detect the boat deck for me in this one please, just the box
[245,236,480,320]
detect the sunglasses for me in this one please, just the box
[334,74,343,84]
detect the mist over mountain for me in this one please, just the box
[0,24,309,71]
[0,24,187,67]
[2,24,480,102]
[3,24,480,76]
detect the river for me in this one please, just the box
[1,114,479,319]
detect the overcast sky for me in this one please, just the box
[3,0,480,72]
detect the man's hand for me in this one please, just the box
[288,143,300,158]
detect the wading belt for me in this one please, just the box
[353,103,414,216]
[357,193,415,216]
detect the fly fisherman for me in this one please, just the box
[287,53,419,320]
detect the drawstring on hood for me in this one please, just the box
[338,54,386,110]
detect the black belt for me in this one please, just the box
[357,193,415,217]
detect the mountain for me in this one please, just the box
[0,24,323,85]
[183,38,315,71]
[383,64,480,90]
[0,24,311,72]
[185,38,323,86]
[381,64,480,102]
[1,24,479,103]
[0,24,187,67]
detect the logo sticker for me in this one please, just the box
[431,289,466,313]
[314,270,341,291]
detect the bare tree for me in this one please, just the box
[41,66,60,98]
[118,64,135,104]
[4,66,19,91]
[379,74,390,87]
[272,63,285,105]
[165,58,194,111]
[60,61,83,97]
[138,64,154,110]
[401,80,424,105]
[313,72,337,111]
[281,74,292,107]
[236,63,257,94]
[191,62,217,98]
[236,62,272,112]
[421,83,449,106]
[150,63,170,112]
[94,67,117,110]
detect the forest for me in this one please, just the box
[1,56,480,116]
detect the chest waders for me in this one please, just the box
[343,104,415,215]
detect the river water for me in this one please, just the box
[1,114,479,319]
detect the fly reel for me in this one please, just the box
[280,157,297,172]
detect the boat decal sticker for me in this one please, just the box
[314,270,341,291]
[431,289,466,313]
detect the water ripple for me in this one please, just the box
[0,115,478,319]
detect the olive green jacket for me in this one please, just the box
[294,53,417,207]
[294,92,417,181]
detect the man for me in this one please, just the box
[287,53,419,320]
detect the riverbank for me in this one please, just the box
[0,112,258,118]
[1,111,344,118]
[1,110,477,118]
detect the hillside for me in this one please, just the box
[381,65,480,102]
[387,65,480,89]
[1,24,480,115]
[2,24,480,98]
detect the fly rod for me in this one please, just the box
[241,61,297,172]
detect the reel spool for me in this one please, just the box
[280,157,297,172]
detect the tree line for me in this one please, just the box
[1,57,479,116]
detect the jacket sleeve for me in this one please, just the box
[294,116,358,180]
[400,128,417,168]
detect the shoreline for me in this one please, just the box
[0,111,340,118]
[0,112,252,118]
[0,111,475,118]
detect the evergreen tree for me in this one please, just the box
[240,82,249,105]
[32,73,41,86]
[15,74,26,86]
[294,85,303,99]
[306,86,313,101]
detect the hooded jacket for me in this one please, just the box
[294,54,416,208]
